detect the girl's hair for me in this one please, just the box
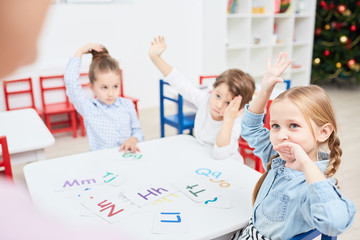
[252,85,342,205]
[89,47,121,84]
[213,69,255,109]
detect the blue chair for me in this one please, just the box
[159,79,196,138]
[290,229,337,240]
[284,79,291,90]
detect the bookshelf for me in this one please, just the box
[202,0,316,89]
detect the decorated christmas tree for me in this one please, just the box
[312,0,360,85]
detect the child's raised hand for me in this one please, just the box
[75,43,104,58]
[261,52,291,93]
[273,142,312,172]
[224,96,243,121]
[119,137,140,153]
[149,36,167,59]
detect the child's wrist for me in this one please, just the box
[223,117,235,126]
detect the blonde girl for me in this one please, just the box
[231,53,356,239]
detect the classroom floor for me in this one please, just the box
[11,85,360,240]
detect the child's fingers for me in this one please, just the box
[130,145,136,153]
[124,146,130,153]
[135,146,140,153]
[233,96,241,109]
[274,77,284,84]
[273,52,283,68]
[237,95,243,106]
[118,144,125,152]
[279,59,292,74]
[266,57,271,71]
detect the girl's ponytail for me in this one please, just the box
[88,46,120,84]
[91,47,110,61]
[325,132,342,183]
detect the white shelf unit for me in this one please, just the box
[202,0,316,88]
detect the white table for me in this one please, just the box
[0,108,55,164]
[24,135,261,240]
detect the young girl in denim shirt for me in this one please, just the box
[231,53,356,239]
[65,44,143,152]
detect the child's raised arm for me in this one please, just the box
[248,52,291,114]
[149,36,173,77]
[75,43,104,58]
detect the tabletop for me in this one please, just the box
[0,108,55,155]
[24,135,261,240]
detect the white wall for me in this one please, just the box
[0,0,204,111]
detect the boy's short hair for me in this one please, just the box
[213,69,255,109]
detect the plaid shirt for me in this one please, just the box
[64,57,143,151]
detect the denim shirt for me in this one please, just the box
[241,105,356,240]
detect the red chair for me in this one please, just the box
[0,136,13,180]
[3,78,43,117]
[39,75,78,138]
[199,75,217,86]
[119,69,139,115]
[238,100,273,173]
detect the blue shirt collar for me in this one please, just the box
[94,97,122,108]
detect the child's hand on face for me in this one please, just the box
[224,96,243,121]
[119,137,140,153]
[75,43,104,58]
[273,142,312,172]
[261,52,292,94]
[149,36,167,59]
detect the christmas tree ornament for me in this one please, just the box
[315,28,322,36]
[324,24,331,30]
[347,59,356,68]
[332,22,344,30]
[324,50,330,56]
[343,9,351,16]
[336,62,342,68]
[350,25,357,32]
[340,35,348,44]
[320,1,327,8]
[337,4,346,14]
[352,64,360,72]
[313,58,321,65]
[328,3,335,10]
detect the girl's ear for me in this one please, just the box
[317,123,333,143]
